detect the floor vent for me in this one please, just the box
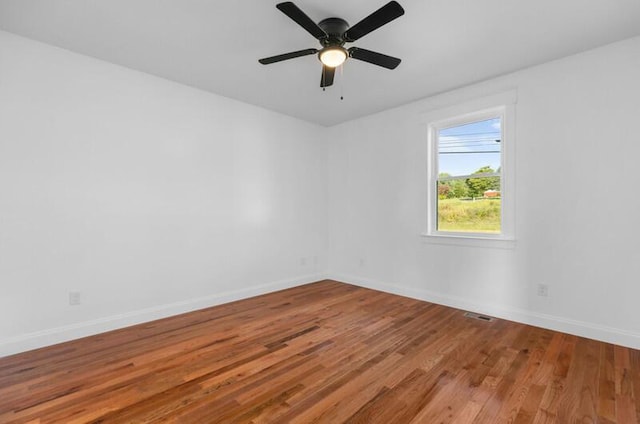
[464,312,495,322]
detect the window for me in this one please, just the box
[424,93,515,244]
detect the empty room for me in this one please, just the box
[1,0,640,422]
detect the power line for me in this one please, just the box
[438,138,500,146]
[439,151,501,154]
[440,138,501,143]
[440,131,500,137]
[440,144,501,149]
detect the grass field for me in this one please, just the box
[437,198,501,233]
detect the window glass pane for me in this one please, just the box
[438,118,501,177]
[436,117,502,234]
[437,177,501,233]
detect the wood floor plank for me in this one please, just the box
[1,280,639,424]
[408,320,509,423]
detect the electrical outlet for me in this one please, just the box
[69,291,81,305]
[300,257,307,266]
[536,284,549,297]
[359,258,365,267]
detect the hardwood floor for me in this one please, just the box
[1,280,639,423]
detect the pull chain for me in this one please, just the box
[340,64,344,100]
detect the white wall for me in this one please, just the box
[327,36,640,349]
[3,29,640,357]
[0,31,328,356]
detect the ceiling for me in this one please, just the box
[1,1,640,126]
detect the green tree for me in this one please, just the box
[448,179,469,198]
[439,172,470,199]
[465,166,500,198]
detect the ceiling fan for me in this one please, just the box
[259,1,405,88]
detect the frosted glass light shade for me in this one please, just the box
[319,48,347,68]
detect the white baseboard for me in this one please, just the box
[0,273,328,358]
[6,273,637,358]
[330,273,640,350]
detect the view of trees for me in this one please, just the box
[438,166,500,199]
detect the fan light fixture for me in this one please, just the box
[319,47,347,68]
[258,1,405,88]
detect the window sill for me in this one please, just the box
[420,233,516,249]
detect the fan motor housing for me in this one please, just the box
[318,17,349,46]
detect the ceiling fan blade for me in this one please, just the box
[320,66,335,87]
[276,2,327,40]
[259,48,318,65]
[343,1,405,42]
[348,47,401,69]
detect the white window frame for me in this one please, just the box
[421,91,516,247]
